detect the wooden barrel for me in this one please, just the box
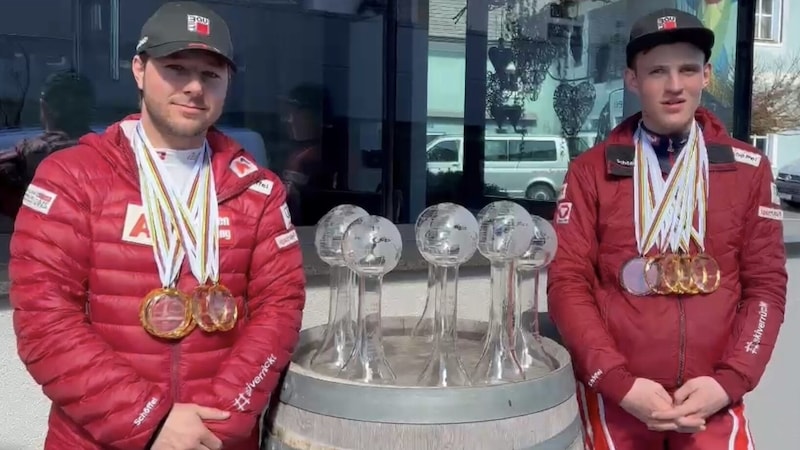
[263,317,582,450]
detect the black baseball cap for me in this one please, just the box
[136,1,236,71]
[626,8,714,68]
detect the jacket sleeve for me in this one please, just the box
[711,156,787,404]
[546,158,635,405]
[199,176,306,443]
[9,154,173,449]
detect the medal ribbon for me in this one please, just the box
[634,127,688,255]
[133,123,220,287]
[633,122,703,256]
[691,127,710,252]
[668,128,700,253]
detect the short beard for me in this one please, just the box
[142,95,208,140]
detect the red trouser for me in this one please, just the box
[576,383,755,450]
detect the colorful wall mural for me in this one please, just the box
[677,0,739,108]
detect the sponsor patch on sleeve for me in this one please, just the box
[22,184,57,215]
[230,156,258,178]
[758,206,783,221]
[733,148,762,167]
[275,229,299,249]
[556,202,572,225]
[558,183,567,201]
[280,202,292,229]
[771,182,780,205]
[248,179,274,196]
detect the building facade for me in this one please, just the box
[749,0,797,176]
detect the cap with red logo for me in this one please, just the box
[136,1,236,71]
[626,8,714,68]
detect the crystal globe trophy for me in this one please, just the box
[414,203,479,387]
[309,204,368,372]
[338,215,403,384]
[472,201,535,384]
[514,215,559,372]
[410,265,436,341]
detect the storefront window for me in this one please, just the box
[419,0,742,220]
[0,0,752,265]
[0,0,389,234]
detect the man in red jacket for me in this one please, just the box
[9,2,304,450]
[547,8,786,450]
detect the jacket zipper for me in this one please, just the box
[171,344,180,401]
[676,297,686,386]
[166,174,256,400]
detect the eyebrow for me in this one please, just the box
[646,62,703,71]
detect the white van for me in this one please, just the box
[426,134,586,201]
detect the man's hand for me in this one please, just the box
[619,378,706,432]
[151,403,230,450]
[651,376,731,428]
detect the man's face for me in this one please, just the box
[624,42,710,134]
[132,49,229,141]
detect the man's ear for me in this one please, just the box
[624,66,639,96]
[132,55,146,90]
[702,62,713,89]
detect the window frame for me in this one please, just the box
[754,0,783,43]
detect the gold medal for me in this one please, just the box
[690,253,721,293]
[140,288,195,339]
[643,255,667,295]
[677,254,699,294]
[191,284,239,332]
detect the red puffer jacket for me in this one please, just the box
[9,115,305,449]
[547,108,787,407]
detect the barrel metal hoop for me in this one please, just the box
[279,358,575,424]
[264,417,583,450]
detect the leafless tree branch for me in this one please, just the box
[751,51,800,135]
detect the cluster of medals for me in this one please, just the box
[620,122,721,297]
[133,123,238,339]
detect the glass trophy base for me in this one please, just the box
[516,330,558,372]
[293,317,560,386]
[417,349,472,387]
[338,356,396,384]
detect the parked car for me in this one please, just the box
[775,158,800,208]
[426,134,586,201]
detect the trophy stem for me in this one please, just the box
[473,261,525,384]
[514,266,557,371]
[410,265,436,340]
[310,265,356,371]
[417,264,471,387]
[339,273,396,384]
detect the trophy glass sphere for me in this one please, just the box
[315,204,369,266]
[514,215,559,373]
[338,215,402,384]
[309,205,368,372]
[473,201,535,385]
[414,203,479,387]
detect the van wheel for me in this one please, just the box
[525,183,556,201]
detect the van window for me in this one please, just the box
[427,139,459,162]
[511,140,558,162]
[484,140,509,161]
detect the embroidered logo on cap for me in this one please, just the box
[187,15,210,36]
[657,16,677,30]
